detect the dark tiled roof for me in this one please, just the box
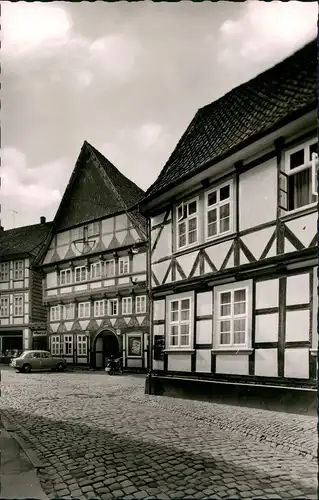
[55,141,147,235]
[0,222,53,260]
[144,40,317,201]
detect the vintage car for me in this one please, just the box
[10,350,67,373]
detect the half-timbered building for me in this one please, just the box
[35,141,149,371]
[140,40,318,408]
[0,218,52,355]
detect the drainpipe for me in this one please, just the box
[146,216,153,394]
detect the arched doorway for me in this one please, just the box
[92,329,120,369]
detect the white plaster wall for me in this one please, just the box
[115,214,128,231]
[197,292,213,317]
[215,354,249,375]
[151,212,169,227]
[102,217,114,233]
[56,231,69,246]
[126,358,143,368]
[90,281,102,289]
[167,353,191,372]
[286,212,317,248]
[153,300,165,321]
[60,287,72,295]
[255,313,279,342]
[284,348,309,379]
[255,279,279,309]
[153,260,171,285]
[285,310,310,342]
[13,281,24,289]
[286,274,310,306]
[133,253,146,273]
[196,350,211,373]
[152,224,172,262]
[47,272,58,288]
[239,159,277,231]
[154,324,165,335]
[23,328,31,350]
[254,348,278,377]
[196,320,212,344]
[74,284,88,292]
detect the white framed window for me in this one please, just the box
[0,263,9,281]
[104,260,115,277]
[61,303,75,320]
[135,295,146,314]
[13,260,24,280]
[119,257,129,275]
[60,269,72,285]
[122,297,132,315]
[50,305,61,322]
[51,336,61,356]
[0,295,9,317]
[94,299,106,317]
[91,262,102,279]
[13,294,23,316]
[206,181,233,239]
[77,335,87,356]
[63,335,73,355]
[168,296,192,348]
[74,266,87,283]
[176,198,198,250]
[214,280,252,350]
[78,302,90,318]
[284,138,318,211]
[108,299,118,316]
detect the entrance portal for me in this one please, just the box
[93,330,120,369]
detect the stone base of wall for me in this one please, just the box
[146,375,317,416]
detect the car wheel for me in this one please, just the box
[56,363,65,372]
[22,364,31,373]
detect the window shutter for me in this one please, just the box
[311,152,318,197]
[278,169,288,212]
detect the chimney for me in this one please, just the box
[0,226,4,233]
[40,216,46,224]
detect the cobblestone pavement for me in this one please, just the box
[0,369,317,500]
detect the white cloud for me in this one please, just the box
[217,1,317,67]
[1,147,66,228]
[1,3,141,88]
[1,2,71,56]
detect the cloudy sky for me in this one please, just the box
[1,1,317,229]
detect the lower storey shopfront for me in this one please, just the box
[0,330,23,354]
[48,327,149,371]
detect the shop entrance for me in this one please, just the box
[92,330,120,369]
[1,332,23,356]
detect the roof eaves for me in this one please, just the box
[141,100,317,209]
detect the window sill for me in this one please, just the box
[310,349,318,357]
[164,349,195,354]
[280,203,317,222]
[211,349,253,355]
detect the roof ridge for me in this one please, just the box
[198,39,316,115]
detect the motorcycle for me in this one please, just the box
[105,357,123,375]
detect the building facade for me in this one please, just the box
[140,41,318,403]
[35,141,149,370]
[0,218,52,355]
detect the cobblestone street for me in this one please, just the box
[0,368,317,500]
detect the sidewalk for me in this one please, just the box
[0,422,49,500]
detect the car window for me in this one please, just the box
[32,352,41,358]
[41,352,51,359]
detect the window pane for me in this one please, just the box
[181,299,190,310]
[177,205,183,220]
[178,222,186,247]
[188,217,197,244]
[220,320,231,344]
[171,301,178,311]
[234,332,246,344]
[289,169,312,210]
[180,335,189,346]
[208,208,217,237]
[208,191,217,206]
[220,292,231,317]
[220,185,230,201]
[188,201,197,215]
[234,289,246,302]
[220,203,230,219]
[289,149,304,170]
